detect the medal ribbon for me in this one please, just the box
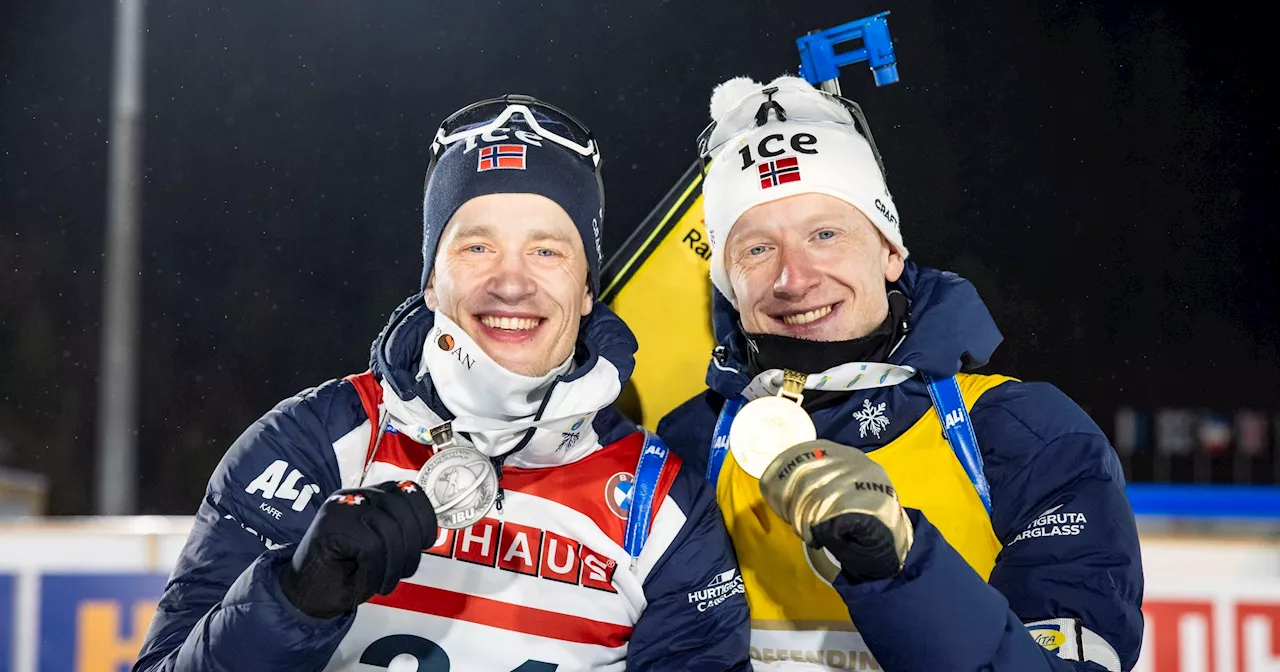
[741,361,916,400]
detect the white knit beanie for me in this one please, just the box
[702,75,908,307]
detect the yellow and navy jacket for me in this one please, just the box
[658,262,1144,671]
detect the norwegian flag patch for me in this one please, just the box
[758,156,801,189]
[478,144,527,171]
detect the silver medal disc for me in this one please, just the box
[728,396,818,479]
[415,446,499,529]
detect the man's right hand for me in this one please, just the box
[279,480,438,619]
[760,440,914,584]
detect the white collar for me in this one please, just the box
[380,310,623,468]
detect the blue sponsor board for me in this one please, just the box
[1,573,13,672]
[38,573,169,672]
[1127,484,1280,519]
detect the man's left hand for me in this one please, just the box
[759,439,914,583]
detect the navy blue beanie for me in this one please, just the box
[420,133,603,295]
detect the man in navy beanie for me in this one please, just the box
[134,95,750,670]
[421,113,605,296]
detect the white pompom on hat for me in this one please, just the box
[709,76,765,125]
[702,75,908,307]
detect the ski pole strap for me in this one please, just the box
[925,374,992,514]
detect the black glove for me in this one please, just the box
[810,512,907,583]
[760,440,914,584]
[279,480,438,618]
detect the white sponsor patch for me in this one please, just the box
[1025,618,1121,671]
[688,568,745,612]
[1009,504,1087,545]
[244,459,322,513]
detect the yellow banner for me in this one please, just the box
[603,163,716,428]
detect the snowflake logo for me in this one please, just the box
[852,398,890,438]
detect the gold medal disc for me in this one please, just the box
[728,395,817,479]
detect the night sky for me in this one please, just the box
[2,0,1275,514]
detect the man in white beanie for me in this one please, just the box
[657,75,1143,671]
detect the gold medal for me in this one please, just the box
[729,370,817,479]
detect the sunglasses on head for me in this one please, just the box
[423,94,605,216]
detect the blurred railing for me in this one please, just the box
[1,508,1279,671]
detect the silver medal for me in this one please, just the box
[729,391,817,480]
[415,423,499,529]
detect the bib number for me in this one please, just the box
[361,635,558,671]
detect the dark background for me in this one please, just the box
[2,0,1276,515]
